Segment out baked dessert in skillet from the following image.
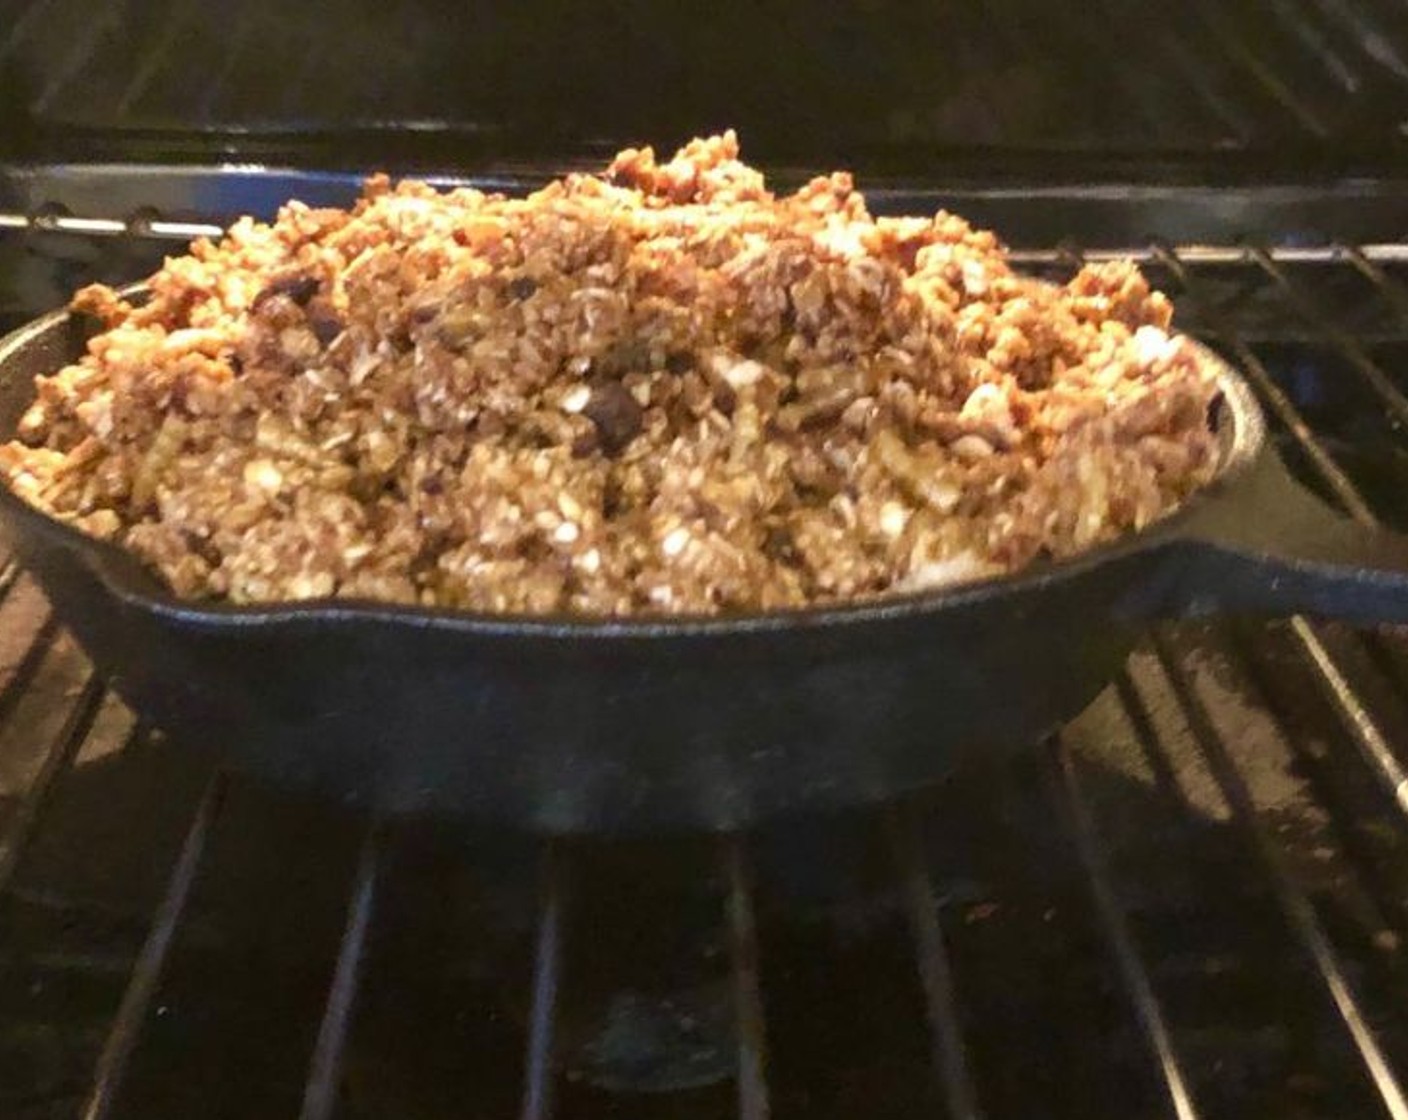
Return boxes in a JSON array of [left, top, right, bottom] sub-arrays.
[[0, 133, 1218, 615]]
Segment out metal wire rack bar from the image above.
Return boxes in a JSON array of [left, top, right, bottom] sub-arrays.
[[299, 821, 384, 1120], [1155, 242, 1408, 822], [0, 232, 1375, 270], [0, 555, 110, 902], [1247, 244, 1408, 428], [1150, 630, 1408, 1120], [1047, 228, 1408, 1110], [0, 674, 104, 895], [1290, 615, 1408, 816], [1220, 615, 1408, 942], [0, 613, 61, 732], [80, 770, 226, 1120], [1342, 243, 1408, 320], [0, 214, 225, 240], [520, 841, 568, 1120], [1094, 241, 1408, 834], [1046, 736, 1202, 1120], [1150, 242, 1372, 519], [0, 558, 19, 602], [724, 835, 771, 1120], [7, 202, 1408, 270], [885, 803, 986, 1120]]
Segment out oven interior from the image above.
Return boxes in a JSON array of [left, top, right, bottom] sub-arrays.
[[4, 2, 1408, 1118]]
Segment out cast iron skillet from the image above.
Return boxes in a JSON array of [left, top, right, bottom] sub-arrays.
[[3, 300, 1408, 832]]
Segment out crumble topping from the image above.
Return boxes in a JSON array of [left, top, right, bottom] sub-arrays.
[[0, 133, 1218, 615]]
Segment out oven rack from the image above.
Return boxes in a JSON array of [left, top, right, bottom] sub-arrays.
[[2, 238, 1408, 1119]]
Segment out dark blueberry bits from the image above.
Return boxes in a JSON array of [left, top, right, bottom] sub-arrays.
[[252, 273, 320, 310], [582, 382, 643, 455], [571, 428, 600, 458], [595, 337, 651, 379], [308, 310, 344, 348]]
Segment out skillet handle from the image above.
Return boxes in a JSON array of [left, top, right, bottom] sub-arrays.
[[1164, 448, 1408, 624]]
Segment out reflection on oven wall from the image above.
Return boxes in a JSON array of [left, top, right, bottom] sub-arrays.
[[2, 0, 1408, 163]]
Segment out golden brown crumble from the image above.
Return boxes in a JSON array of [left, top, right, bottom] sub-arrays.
[[0, 133, 1218, 615]]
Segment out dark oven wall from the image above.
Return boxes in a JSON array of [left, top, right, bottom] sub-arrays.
[[5, 0, 1408, 172], [3, 0, 1408, 325]]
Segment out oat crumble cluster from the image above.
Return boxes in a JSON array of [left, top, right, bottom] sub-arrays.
[[0, 133, 1219, 615]]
